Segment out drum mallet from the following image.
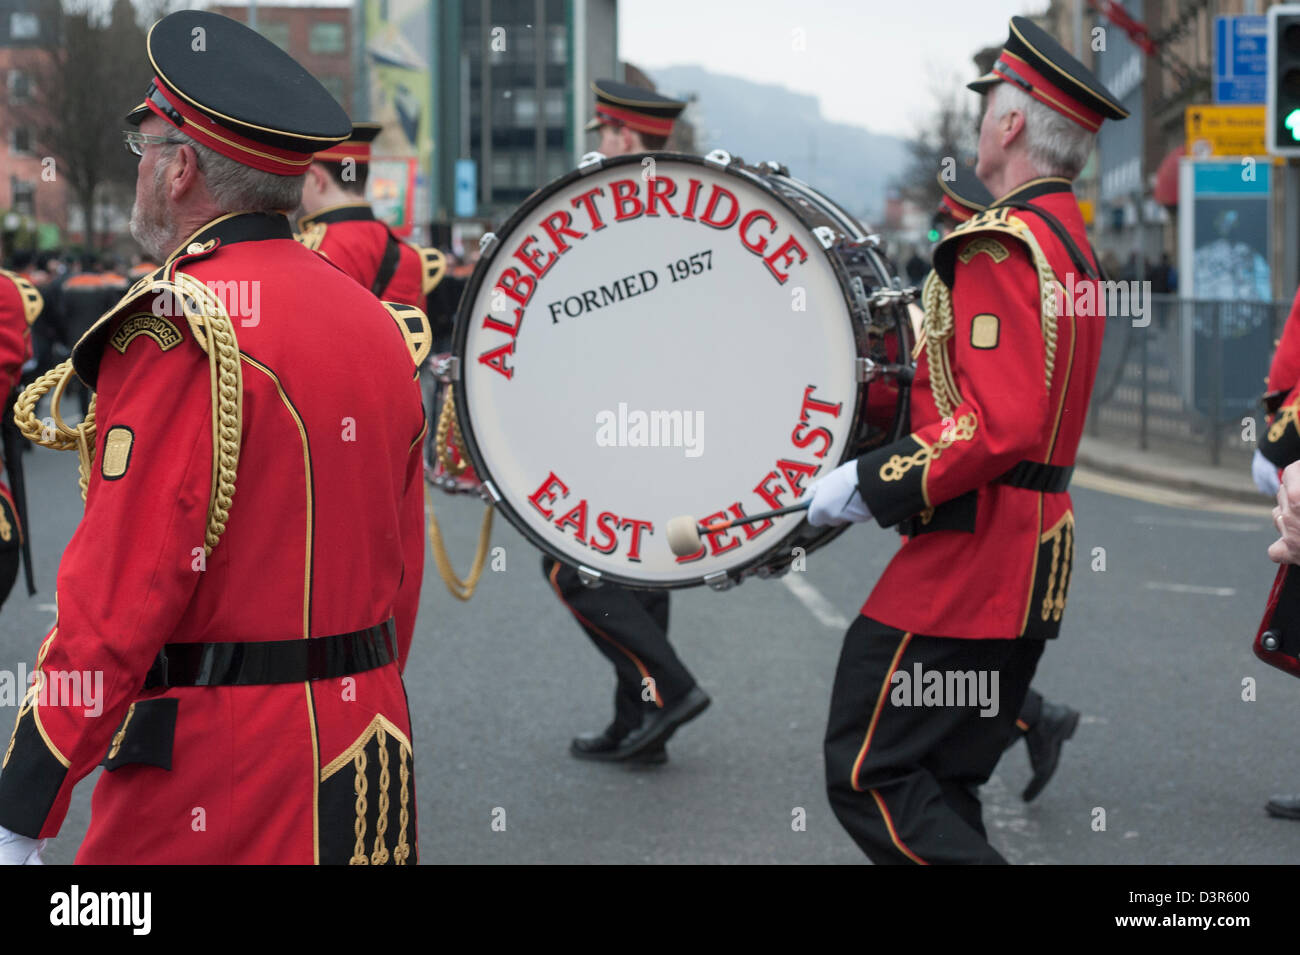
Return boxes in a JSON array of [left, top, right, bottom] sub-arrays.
[[666, 500, 811, 557]]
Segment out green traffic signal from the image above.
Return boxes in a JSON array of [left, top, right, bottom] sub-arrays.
[[1287, 107, 1300, 141], [926, 228, 941, 242]]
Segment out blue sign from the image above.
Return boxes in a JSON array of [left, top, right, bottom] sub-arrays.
[[1214, 15, 1267, 104], [454, 159, 477, 218]]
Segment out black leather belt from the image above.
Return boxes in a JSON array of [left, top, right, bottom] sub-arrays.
[[142, 619, 397, 689], [995, 461, 1074, 494]]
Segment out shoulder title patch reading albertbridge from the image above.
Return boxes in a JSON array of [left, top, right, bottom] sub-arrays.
[[109, 313, 183, 355]]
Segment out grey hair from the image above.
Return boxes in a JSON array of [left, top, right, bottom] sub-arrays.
[[162, 130, 305, 213], [990, 82, 1095, 179]]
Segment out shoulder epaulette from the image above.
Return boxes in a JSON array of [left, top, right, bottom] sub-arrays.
[[416, 246, 447, 296], [297, 222, 328, 252], [924, 207, 1062, 411], [932, 208, 1038, 288], [0, 268, 43, 325], [383, 301, 431, 375]]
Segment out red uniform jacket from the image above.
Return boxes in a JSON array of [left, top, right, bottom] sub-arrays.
[[855, 178, 1103, 639], [1258, 286, 1300, 468], [0, 270, 39, 557], [297, 202, 443, 310], [0, 213, 429, 863]]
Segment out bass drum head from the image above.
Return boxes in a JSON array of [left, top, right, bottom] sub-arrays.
[[454, 153, 864, 588]]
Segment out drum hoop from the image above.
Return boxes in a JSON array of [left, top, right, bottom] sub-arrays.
[[451, 151, 902, 589]]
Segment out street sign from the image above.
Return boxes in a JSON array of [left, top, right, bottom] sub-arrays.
[[1185, 104, 1266, 157], [1215, 15, 1267, 104]]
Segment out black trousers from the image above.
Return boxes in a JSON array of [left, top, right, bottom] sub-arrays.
[[824, 615, 1045, 865], [543, 556, 696, 735]]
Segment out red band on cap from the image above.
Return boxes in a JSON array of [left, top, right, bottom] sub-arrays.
[[315, 142, 372, 163], [146, 79, 315, 175], [594, 103, 674, 137], [940, 194, 976, 222], [993, 51, 1103, 133]]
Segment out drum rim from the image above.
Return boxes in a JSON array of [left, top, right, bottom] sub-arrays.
[[451, 151, 890, 590]]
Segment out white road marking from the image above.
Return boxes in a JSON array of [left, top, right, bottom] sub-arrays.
[[1143, 582, 1236, 597], [1133, 515, 1266, 533], [781, 574, 851, 630]]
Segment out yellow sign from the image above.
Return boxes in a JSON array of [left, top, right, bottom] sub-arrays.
[[1185, 105, 1266, 157], [1077, 199, 1094, 225]]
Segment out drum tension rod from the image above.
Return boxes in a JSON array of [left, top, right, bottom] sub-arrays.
[[866, 287, 918, 308], [857, 357, 915, 385]]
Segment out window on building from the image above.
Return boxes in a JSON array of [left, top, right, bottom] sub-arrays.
[[543, 88, 564, 125], [8, 70, 32, 104], [309, 22, 345, 54], [514, 89, 537, 127], [12, 180, 34, 216], [547, 25, 566, 64], [491, 154, 512, 189], [259, 22, 290, 51], [9, 12, 39, 41], [10, 127, 31, 155]]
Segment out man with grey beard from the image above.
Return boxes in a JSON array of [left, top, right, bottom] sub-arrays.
[[0, 10, 428, 865]]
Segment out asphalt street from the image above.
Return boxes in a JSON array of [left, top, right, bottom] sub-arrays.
[[3, 445, 1299, 865]]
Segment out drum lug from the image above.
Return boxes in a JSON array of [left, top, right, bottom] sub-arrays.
[[478, 480, 501, 505], [849, 275, 870, 316], [856, 357, 876, 384], [478, 232, 498, 255], [703, 570, 736, 592], [704, 149, 734, 169], [576, 565, 603, 588], [812, 226, 837, 250], [759, 160, 789, 176], [578, 151, 605, 174]]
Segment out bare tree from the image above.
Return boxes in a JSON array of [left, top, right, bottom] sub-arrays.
[[17, 0, 155, 252], [896, 83, 980, 212]]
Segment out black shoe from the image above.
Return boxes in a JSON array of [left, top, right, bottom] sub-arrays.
[[1022, 702, 1080, 802], [570, 728, 669, 764], [570, 726, 629, 762], [1265, 794, 1300, 819], [614, 686, 710, 760]]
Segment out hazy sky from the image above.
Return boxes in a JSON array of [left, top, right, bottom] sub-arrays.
[[621, 0, 1037, 138]]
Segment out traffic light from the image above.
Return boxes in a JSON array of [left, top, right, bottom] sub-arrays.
[[1268, 5, 1300, 156]]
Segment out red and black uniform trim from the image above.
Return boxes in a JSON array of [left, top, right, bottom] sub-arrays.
[[968, 15, 1129, 131]]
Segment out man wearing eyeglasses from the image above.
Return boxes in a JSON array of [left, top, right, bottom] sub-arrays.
[[0, 10, 429, 865]]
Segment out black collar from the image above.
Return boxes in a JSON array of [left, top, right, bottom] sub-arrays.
[[166, 212, 294, 264], [989, 177, 1074, 207], [299, 203, 376, 227]]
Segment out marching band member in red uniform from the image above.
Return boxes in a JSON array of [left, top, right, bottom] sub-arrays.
[[297, 122, 445, 310], [0, 268, 40, 611], [0, 11, 429, 865], [1253, 291, 1300, 496], [808, 17, 1127, 863], [934, 166, 1081, 803], [1255, 267, 1300, 820], [546, 80, 710, 765]]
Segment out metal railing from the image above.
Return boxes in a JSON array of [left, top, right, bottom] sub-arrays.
[[1088, 295, 1291, 467]]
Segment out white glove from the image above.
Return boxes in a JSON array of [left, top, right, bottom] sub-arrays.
[[0, 823, 46, 865], [1254, 449, 1281, 497], [807, 460, 873, 528]]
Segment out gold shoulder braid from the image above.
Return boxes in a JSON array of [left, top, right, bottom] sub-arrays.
[[11, 273, 242, 557], [417, 246, 447, 296], [296, 222, 327, 252], [1, 269, 44, 324], [926, 212, 1061, 425]]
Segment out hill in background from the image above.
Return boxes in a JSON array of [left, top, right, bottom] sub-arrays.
[[646, 64, 911, 226]]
